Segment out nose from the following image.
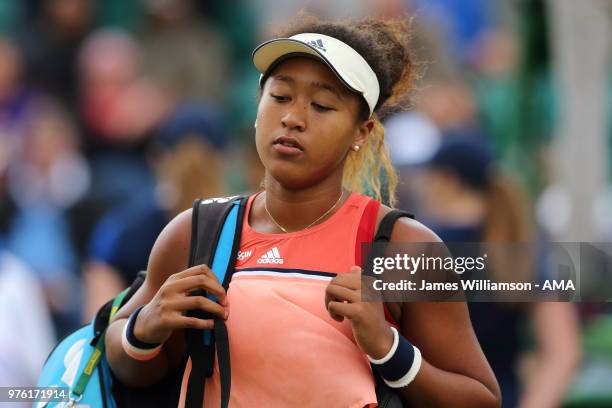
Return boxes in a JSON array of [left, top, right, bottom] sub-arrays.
[[281, 102, 306, 132]]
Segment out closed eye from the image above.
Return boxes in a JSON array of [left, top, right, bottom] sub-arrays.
[[312, 102, 334, 112], [270, 94, 290, 102]]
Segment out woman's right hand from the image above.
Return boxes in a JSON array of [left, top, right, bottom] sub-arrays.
[[133, 264, 228, 344]]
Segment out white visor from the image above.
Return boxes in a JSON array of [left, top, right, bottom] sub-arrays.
[[252, 33, 380, 116]]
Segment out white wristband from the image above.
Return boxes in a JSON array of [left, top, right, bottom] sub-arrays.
[[367, 326, 422, 388], [121, 308, 163, 361], [383, 346, 422, 388], [367, 326, 399, 364]]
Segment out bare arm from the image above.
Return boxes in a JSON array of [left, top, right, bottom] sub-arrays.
[[324, 211, 501, 407], [105, 209, 228, 387], [391, 218, 501, 408], [518, 302, 581, 408], [83, 262, 125, 323]]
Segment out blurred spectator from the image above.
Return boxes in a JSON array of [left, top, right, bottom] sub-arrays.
[[7, 98, 90, 209], [0, 243, 55, 395], [83, 103, 228, 320], [19, 0, 94, 110], [417, 77, 480, 134], [415, 135, 580, 408], [194, 0, 260, 138], [4, 98, 88, 336], [407, 0, 498, 68], [251, 0, 377, 38], [0, 36, 32, 157], [471, 1, 556, 196], [138, 0, 232, 104], [77, 28, 169, 206], [0, 36, 31, 233], [384, 110, 441, 212], [78, 28, 168, 148], [545, 0, 612, 241]]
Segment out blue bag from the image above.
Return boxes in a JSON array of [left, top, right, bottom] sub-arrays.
[[35, 196, 247, 408], [35, 287, 130, 408]]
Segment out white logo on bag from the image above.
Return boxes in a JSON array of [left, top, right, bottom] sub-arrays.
[[200, 196, 239, 205], [62, 339, 86, 387], [36, 340, 91, 408], [257, 247, 284, 264]]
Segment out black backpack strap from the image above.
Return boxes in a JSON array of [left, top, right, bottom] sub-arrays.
[[371, 209, 415, 408], [190, 197, 241, 267], [363, 209, 415, 279], [184, 196, 247, 408], [374, 210, 414, 243], [214, 319, 231, 408]]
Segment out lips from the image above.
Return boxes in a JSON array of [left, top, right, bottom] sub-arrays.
[[272, 135, 304, 156], [273, 135, 304, 150]]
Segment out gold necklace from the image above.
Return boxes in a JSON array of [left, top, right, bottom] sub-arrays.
[[263, 190, 345, 233]]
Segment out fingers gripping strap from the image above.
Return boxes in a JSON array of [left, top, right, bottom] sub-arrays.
[[186, 199, 237, 338]]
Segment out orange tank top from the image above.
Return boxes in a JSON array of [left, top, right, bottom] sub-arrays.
[[178, 192, 381, 408]]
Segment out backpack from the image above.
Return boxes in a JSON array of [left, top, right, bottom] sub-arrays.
[[37, 195, 412, 408], [35, 283, 135, 408], [36, 196, 246, 408]]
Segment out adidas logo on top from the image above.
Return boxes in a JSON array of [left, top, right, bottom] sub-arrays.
[[257, 247, 284, 264]]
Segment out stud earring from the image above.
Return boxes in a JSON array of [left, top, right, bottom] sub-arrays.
[[254, 120, 258, 129], [353, 145, 360, 152]]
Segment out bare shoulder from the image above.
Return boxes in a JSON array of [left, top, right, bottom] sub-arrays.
[[376, 204, 442, 243], [376, 206, 466, 335], [146, 208, 193, 289], [375, 210, 500, 399], [110, 208, 192, 321]]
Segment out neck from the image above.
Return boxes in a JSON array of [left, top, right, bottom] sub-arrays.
[[253, 171, 347, 233]]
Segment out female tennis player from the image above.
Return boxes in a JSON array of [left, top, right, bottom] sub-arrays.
[[106, 15, 501, 408]]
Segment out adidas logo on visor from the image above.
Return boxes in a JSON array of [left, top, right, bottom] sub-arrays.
[[306, 39, 326, 52], [257, 247, 284, 264]]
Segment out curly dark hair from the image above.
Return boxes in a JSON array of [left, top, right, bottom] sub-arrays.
[[274, 13, 415, 121]]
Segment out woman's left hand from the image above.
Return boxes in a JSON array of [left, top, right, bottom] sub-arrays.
[[325, 265, 394, 359]]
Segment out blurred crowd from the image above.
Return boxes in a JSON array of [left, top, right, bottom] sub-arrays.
[[0, 0, 610, 407]]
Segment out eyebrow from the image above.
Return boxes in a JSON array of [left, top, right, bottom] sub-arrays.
[[273, 74, 345, 100]]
